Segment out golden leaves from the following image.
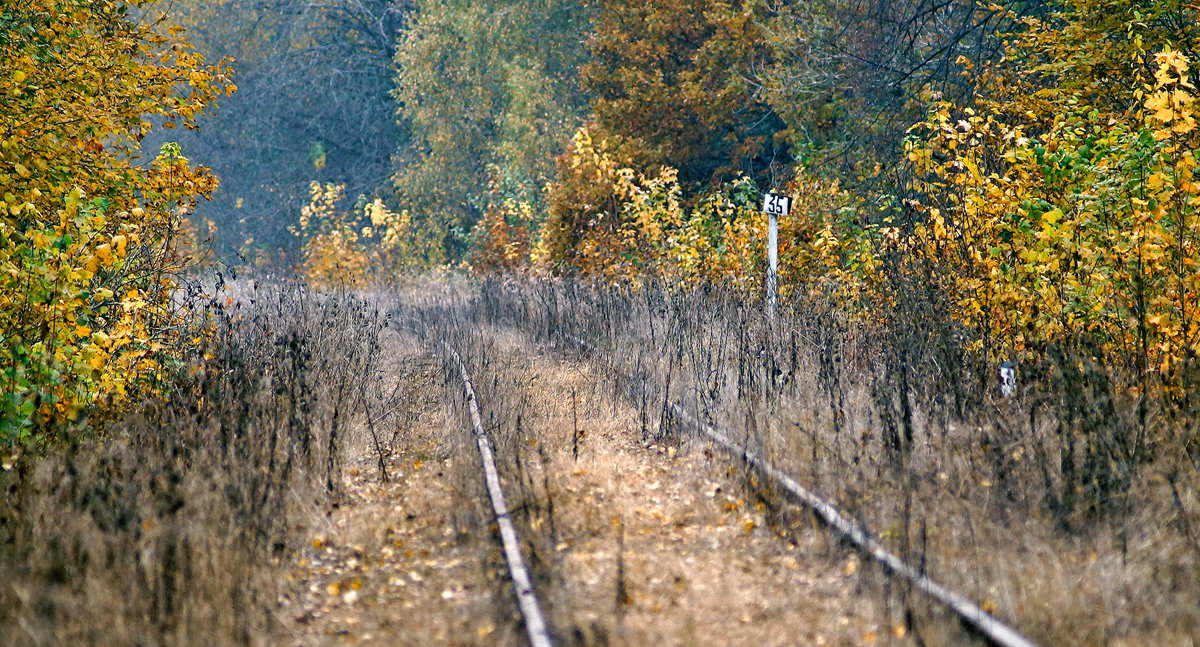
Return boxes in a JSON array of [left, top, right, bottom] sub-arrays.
[[883, 45, 1200, 382], [291, 182, 442, 288], [1, 0, 231, 441], [1147, 53, 1199, 139]]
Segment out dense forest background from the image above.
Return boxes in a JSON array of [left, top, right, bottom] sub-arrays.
[[165, 0, 1016, 264], [4, 4, 1200, 645], [5, 0, 1200, 440], [154, 0, 1200, 387]]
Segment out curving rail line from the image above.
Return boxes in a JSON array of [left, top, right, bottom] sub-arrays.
[[559, 332, 1039, 647], [446, 343, 554, 647]]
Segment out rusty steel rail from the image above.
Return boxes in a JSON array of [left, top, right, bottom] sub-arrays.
[[559, 332, 1039, 647], [446, 343, 553, 647]]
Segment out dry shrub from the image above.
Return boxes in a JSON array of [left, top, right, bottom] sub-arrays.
[[0, 280, 388, 646]]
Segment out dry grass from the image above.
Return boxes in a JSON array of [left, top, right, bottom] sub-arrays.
[[435, 322, 921, 646], [466, 276, 1200, 647], [277, 326, 518, 646], [0, 280, 391, 646], [6, 274, 1195, 646]]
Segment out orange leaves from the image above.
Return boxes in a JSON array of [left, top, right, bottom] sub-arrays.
[[582, 0, 778, 187], [539, 125, 850, 292], [465, 198, 535, 275]]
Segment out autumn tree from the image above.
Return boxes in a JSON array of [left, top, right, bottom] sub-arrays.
[[974, 0, 1199, 129], [581, 0, 785, 189], [810, 0, 1200, 406], [756, 0, 1012, 180], [0, 1, 232, 443], [534, 0, 784, 276], [392, 0, 589, 259]]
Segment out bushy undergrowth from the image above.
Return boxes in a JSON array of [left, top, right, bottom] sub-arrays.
[[0, 281, 388, 646], [469, 275, 1200, 646]]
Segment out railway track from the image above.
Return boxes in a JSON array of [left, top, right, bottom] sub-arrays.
[[444, 342, 554, 647], [554, 331, 1040, 647], [432, 299, 1037, 647]]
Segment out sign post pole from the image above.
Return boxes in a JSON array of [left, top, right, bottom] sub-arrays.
[[761, 191, 790, 320], [767, 210, 778, 318]]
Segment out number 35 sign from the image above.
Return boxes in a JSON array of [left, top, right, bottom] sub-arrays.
[[762, 192, 791, 216], [762, 191, 789, 317]]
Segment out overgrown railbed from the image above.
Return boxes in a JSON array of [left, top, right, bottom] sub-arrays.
[[0, 281, 388, 646], [402, 285, 910, 645], [470, 276, 1200, 647]]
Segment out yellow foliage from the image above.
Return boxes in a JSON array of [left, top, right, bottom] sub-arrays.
[[540, 127, 848, 293], [0, 1, 232, 443], [292, 182, 443, 288], [895, 48, 1200, 385]]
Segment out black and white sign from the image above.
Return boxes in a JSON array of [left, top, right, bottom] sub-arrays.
[[762, 192, 791, 216]]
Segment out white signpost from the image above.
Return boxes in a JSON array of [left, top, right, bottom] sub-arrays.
[[762, 192, 791, 318]]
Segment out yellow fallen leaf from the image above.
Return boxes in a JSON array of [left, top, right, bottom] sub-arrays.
[[75, 325, 91, 338], [327, 582, 340, 597], [843, 559, 858, 576]]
